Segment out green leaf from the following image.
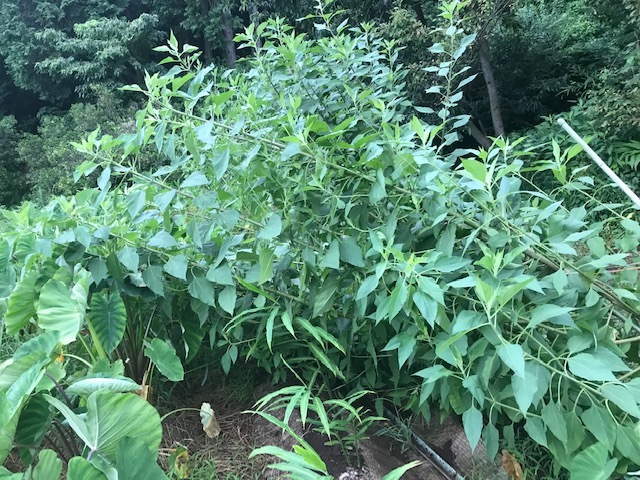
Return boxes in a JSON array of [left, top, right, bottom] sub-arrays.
[[388, 280, 408, 321], [46, 390, 162, 462], [126, 189, 146, 219], [15, 394, 52, 465], [524, 417, 547, 447], [164, 254, 188, 281], [380, 460, 422, 480], [115, 437, 167, 480], [67, 457, 107, 480], [312, 276, 339, 318], [89, 291, 127, 354], [581, 405, 616, 452], [117, 247, 139, 272], [497, 343, 525, 378], [383, 333, 416, 368], [206, 264, 234, 286], [66, 377, 140, 396], [511, 362, 550, 414], [144, 339, 184, 381], [211, 149, 230, 179], [259, 247, 275, 285], [339, 236, 365, 267], [147, 230, 179, 249], [356, 275, 379, 301], [4, 269, 38, 335], [600, 384, 640, 418], [412, 291, 437, 328], [32, 449, 61, 480], [569, 443, 617, 480], [258, 214, 282, 240], [462, 405, 482, 452], [615, 424, 640, 464], [461, 158, 487, 183], [319, 240, 339, 270], [218, 286, 236, 315], [541, 402, 567, 443], [529, 304, 574, 329], [36, 279, 83, 345], [188, 275, 216, 306], [568, 353, 616, 382], [142, 265, 165, 297], [180, 171, 209, 188]]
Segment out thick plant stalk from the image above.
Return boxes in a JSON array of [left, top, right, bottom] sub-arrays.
[[558, 118, 640, 209]]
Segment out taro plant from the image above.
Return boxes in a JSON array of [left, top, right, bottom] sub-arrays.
[[0, 0, 639, 478]]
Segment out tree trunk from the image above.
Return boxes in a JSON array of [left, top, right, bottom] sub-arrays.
[[468, 120, 492, 149], [477, 35, 505, 137], [201, 0, 212, 64], [222, 8, 236, 67]]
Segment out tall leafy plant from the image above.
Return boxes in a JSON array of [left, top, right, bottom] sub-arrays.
[[0, 1, 639, 478]]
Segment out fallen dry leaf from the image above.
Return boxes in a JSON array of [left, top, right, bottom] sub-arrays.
[[200, 402, 221, 438], [502, 450, 524, 480]]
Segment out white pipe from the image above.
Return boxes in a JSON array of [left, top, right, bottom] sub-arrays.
[[557, 118, 640, 210]]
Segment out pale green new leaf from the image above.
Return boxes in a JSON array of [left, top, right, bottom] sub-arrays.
[[65, 377, 140, 396]]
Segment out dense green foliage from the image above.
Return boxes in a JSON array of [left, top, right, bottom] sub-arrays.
[[0, 1, 639, 479], [0, 3, 639, 478]]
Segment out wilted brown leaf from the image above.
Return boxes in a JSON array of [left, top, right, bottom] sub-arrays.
[[502, 450, 523, 480], [136, 384, 150, 401], [200, 402, 221, 438]]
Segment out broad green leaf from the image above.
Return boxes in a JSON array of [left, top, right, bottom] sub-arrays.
[[180, 171, 209, 188], [339, 236, 365, 267], [600, 384, 640, 418], [569, 443, 617, 480], [356, 275, 379, 301], [524, 417, 547, 447], [259, 247, 275, 285], [147, 230, 179, 249], [115, 437, 167, 480], [164, 254, 188, 281], [46, 390, 162, 462], [142, 265, 165, 297], [117, 247, 139, 272], [529, 304, 574, 329], [312, 276, 339, 318], [388, 280, 408, 321], [206, 264, 234, 286], [541, 402, 567, 443], [512, 361, 550, 414], [144, 339, 184, 381], [218, 286, 236, 314], [126, 189, 146, 219], [188, 275, 215, 306], [67, 457, 107, 480], [0, 413, 18, 466], [462, 405, 482, 452], [89, 291, 126, 354], [482, 423, 499, 461], [258, 214, 282, 240], [382, 333, 416, 369], [36, 279, 83, 344], [13, 331, 59, 360], [66, 377, 140, 396], [15, 394, 52, 465], [497, 343, 525, 378], [412, 291, 438, 328], [581, 405, 616, 452], [461, 158, 487, 183], [568, 353, 616, 382], [615, 424, 640, 464], [32, 449, 61, 480], [319, 240, 339, 270], [4, 269, 38, 335]]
